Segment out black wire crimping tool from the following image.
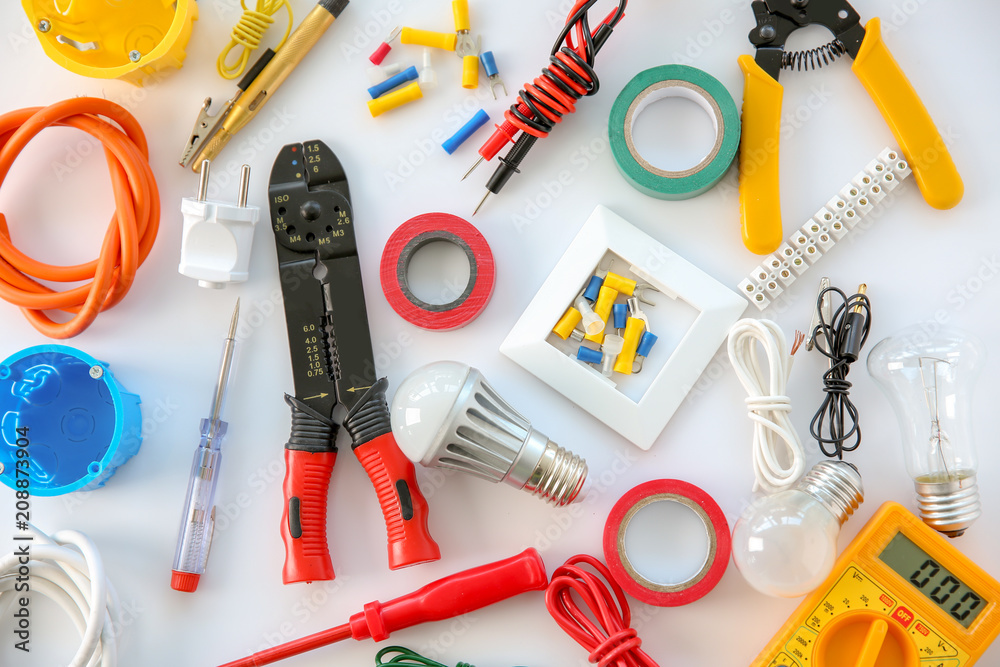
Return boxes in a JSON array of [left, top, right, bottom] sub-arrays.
[[269, 140, 440, 584]]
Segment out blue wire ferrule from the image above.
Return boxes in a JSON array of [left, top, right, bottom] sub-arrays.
[[583, 275, 604, 302], [368, 65, 419, 99], [613, 303, 628, 330], [442, 109, 490, 155]]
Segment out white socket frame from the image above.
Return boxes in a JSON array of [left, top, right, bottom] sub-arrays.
[[500, 205, 746, 450]]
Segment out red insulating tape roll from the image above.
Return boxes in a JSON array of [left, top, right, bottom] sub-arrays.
[[603, 479, 730, 607], [380, 213, 495, 331]]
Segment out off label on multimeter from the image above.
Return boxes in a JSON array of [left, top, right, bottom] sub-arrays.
[[753, 502, 1000, 667]]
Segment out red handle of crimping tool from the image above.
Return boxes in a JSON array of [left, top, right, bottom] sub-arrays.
[[354, 432, 441, 569], [281, 449, 337, 584]]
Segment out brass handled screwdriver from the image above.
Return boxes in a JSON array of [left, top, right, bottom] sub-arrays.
[[180, 0, 349, 170]]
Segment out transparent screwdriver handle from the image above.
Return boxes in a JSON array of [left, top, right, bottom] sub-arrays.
[[171, 418, 227, 592]]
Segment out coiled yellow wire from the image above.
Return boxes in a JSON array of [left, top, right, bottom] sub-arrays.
[[217, 0, 293, 79]]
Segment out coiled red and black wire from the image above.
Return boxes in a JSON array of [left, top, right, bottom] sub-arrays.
[[507, 0, 626, 138], [470, 1, 627, 213]]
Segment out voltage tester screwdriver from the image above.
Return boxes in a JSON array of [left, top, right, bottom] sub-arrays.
[[217, 548, 549, 667], [171, 301, 241, 593]]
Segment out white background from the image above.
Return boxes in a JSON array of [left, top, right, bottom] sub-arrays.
[[2, 0, 999, 665]]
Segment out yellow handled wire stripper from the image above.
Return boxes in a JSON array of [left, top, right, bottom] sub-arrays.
[[738, 0, 963, 255]]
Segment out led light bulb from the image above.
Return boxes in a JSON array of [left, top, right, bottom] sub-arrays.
[[390, 361, 587, 506], [732, 461, 863, 598], [867, 325, 984, 537]]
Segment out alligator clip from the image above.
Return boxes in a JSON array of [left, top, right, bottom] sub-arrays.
[[269, 140, 440, 584], [180, 49, 276, 169], [738, 0, 963, 255]]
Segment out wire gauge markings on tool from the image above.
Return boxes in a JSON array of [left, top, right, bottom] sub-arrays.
[[0, 98, 159, 338], [727, 318, 807, 493]]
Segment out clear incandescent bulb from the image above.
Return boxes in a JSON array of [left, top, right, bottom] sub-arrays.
[[867, 325, 984, 537], [390, 361, 588, 506], [733, 461, 863, 598]]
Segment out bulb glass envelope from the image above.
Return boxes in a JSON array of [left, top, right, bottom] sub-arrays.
[[867, 325, 984, 484], [500, 205, 747, 450]]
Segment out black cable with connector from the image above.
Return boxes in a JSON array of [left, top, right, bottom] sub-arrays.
[[809, 284, 871, 459]]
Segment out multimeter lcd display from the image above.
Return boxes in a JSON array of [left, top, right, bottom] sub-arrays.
[[879, 532, 987, 628]]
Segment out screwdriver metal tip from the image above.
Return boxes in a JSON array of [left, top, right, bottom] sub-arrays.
[[473, 190, 491, 216], [462, 156, 484, 181]]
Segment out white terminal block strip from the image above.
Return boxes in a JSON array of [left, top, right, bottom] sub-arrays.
[[739, 147, 913, 309], [179, 160, 260, 289]]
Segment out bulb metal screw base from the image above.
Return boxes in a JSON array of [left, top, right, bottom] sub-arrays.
[[914, 474, 980, 538], [522, 441, 587, 507], [795, 461, 864, 525]]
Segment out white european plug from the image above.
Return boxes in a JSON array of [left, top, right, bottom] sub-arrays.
[[178, 160, 259, 289]]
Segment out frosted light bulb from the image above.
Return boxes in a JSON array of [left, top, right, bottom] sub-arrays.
[[867, 324, 984, 537], [390, 361, 588, 506], [733, 461, 863, 598]]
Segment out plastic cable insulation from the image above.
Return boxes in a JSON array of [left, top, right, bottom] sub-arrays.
[[217, 0, 293, 79], [0, 98, 159, 338], [0, 525, 121, 667], [727, 318, 807, 493], [546, 555, 658, 667]]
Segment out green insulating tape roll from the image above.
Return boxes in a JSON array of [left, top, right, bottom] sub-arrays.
[[609, 64, 740, 200]]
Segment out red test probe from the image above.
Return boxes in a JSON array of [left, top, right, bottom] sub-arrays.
[[217, 549, 549, 667], [466, 0, 627, 214]]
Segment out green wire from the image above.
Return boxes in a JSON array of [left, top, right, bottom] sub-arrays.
[[375, 646, 471, 667], [375, 645, 529, 667]]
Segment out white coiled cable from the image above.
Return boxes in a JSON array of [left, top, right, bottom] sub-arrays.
[[727, 318, 807, 494], [0, 526, 120, 667]]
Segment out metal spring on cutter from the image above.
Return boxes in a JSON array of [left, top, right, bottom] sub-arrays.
[[781, 39, 846, 71]]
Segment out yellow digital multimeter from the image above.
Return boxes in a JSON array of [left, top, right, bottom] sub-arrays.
[[752, 502, 1000, 667]]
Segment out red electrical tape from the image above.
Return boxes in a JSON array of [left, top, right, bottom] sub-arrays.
[[380, 213, 495, 331], [603, 479, 730, 607]]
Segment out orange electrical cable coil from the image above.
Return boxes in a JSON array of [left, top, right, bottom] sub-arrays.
[[0, 98, 159, 338]]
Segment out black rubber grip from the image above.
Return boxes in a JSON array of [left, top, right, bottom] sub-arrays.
[[395, 480, 413, 520], [287, 497, 302, 538], [344, 378, 392, 448], [320, 0, 349, 18], [239, 48, 276, 90], [284, 394, 338, 453]]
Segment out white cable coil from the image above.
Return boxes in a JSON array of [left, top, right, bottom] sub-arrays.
[[727, 318, 807, 494], [0, 526, 120, 667]]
